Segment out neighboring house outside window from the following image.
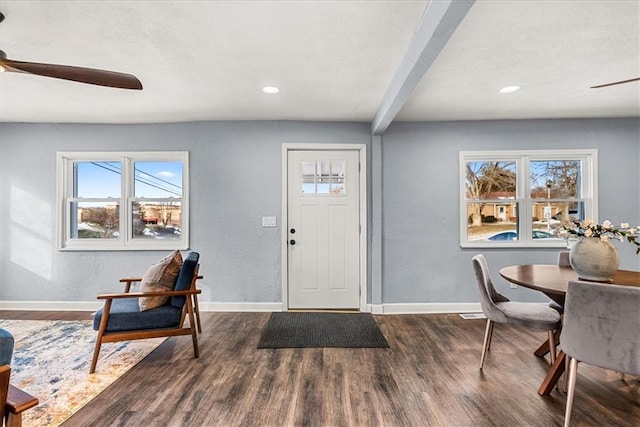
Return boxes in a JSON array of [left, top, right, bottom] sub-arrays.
[[459, 149, 597, 248], [57, 151, 189, 250]]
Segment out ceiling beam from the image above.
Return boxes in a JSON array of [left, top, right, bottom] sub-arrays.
[[371, 0, 476, 135]]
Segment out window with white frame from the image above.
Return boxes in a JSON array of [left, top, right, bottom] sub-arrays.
[[57, 151, 189, 250], [460, 149, 597, 247]]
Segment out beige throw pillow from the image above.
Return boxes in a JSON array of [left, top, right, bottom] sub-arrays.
[[138, 250, 183, 311]]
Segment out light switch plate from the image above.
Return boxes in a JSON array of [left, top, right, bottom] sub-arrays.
[[262, 216, 277, 227]]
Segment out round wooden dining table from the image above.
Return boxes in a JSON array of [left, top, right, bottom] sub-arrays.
[[498, 264, 640, 396], [499, 264, 640, 304]]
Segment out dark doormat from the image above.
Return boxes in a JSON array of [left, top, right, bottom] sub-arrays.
[[257, 312, 389, 349]]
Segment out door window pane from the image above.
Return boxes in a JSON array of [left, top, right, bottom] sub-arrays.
[[316, 160, 331, 194], [331, 160, 346, 195], [301, 159, 347, 196], [302, 161, 315, 194]]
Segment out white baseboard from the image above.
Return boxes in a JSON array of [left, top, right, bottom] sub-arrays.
[[0, 300, 284, 312], [0, 300, 481, 314], [0, 301, 103, 311], [373, 302, 482, 315], [199, 302, 283, 312]]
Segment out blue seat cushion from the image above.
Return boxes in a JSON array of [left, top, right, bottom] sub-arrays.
[[93, 298, 183, 332], [0, 328, 14, 365]]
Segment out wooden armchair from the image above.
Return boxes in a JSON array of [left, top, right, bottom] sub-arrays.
[[0, 330, 39, 427], [1, 366, 39, 427], [0, 365, 8, 424], [90, 251, 203, 374], [5, 385, 39, 427]]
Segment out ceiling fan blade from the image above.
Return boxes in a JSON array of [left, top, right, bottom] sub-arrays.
[[590, 77, 640, 89], [0, 57, 143, 90]]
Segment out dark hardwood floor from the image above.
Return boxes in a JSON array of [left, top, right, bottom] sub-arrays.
[[1, 311, 637, 426]]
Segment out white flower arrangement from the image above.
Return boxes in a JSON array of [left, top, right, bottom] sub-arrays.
[[561, 219, 640, 254]]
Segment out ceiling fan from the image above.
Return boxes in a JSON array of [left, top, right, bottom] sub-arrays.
[[590, 77, 640, 89], [0, 12, 142, 90]]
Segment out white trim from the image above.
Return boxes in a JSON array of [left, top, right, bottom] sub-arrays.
[[0, 301, 488, 314], [0, 301, 280, 312], [281, 143, 368, 312], [0, 301, 103, 312], [281, 147, 289, 311], [376, 303, 482, 315], [370, 304, 383, 315], [199, 302, 283, 312]]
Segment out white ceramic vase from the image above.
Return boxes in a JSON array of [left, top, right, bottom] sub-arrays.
[[569, 237, 620, 282]]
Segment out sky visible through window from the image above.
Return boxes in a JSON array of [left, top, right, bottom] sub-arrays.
[[76, 161, 183, 198], [530, 160, 568, 184]]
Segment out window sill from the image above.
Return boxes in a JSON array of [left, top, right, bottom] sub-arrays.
[[461, 241, 568, 249], [58, 243, 190, 251]]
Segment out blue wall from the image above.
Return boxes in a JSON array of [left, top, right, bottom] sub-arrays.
[[0, 121, 370, 304], [1, 118, 638, 307], [382, 118, 640, 303]]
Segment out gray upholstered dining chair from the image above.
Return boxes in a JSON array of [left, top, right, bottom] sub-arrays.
[[472, 254, 562, 370], [560, 280, 640, 427]]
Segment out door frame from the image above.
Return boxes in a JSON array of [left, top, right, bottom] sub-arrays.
[[281, 143, 368, 312]]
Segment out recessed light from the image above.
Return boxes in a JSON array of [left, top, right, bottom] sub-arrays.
[[262, 86, 280, 95], [499, 85, 521, 94]]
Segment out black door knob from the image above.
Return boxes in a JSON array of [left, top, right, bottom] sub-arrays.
[[290, 239, 296, 245]]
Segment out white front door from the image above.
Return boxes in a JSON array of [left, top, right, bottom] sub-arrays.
[[287, 150, 360, 309]]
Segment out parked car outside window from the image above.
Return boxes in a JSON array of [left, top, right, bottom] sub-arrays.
[[486, 230, 554, 241]]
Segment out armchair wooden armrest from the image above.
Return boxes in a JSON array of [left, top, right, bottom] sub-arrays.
[[5, 384, 39, 427], [119, 277, 142, 293], [97, 289, 201, 300], [118, 275, 203, 292], [119, 275, 202, 282]]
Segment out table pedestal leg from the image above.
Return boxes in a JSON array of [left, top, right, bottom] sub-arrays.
[[538, 350, 566, 395], [534, 329, 561, 357]]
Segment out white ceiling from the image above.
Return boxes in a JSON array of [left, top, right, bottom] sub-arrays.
[[0, 0, 638, 125]]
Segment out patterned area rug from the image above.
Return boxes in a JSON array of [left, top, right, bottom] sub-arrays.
[[0, 319, 166, 426]]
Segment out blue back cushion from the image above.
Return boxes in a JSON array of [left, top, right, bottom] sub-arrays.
[[171, 251, 199, 308]]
